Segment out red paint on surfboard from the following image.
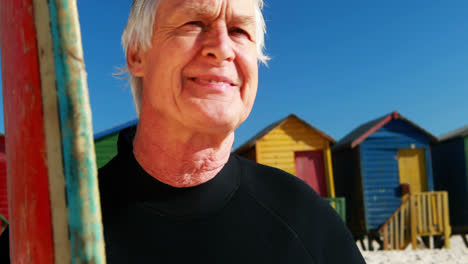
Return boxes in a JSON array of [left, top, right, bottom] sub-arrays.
[[0, 135, 8, 220], [0, 0, 55, 262]]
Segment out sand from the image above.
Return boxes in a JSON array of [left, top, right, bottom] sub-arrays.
[[358, 235, 468, 264]]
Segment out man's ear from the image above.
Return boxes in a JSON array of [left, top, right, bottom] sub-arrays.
[[127, 45, 145, 77]]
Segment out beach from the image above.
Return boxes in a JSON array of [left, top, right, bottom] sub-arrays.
[[358, 235, 468, 264]]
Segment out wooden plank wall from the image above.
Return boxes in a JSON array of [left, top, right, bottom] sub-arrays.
[[255, 117, 335, 196], [242, 146, 257, 162], [95, 133, 120, 169], [432, 138, 468, 232], [257, 118, 326, 174], [332, 147, 366, 234], [360, 119, 433, 231]]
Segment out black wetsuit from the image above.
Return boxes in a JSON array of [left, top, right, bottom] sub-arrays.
[[99, 128, 365, 263]]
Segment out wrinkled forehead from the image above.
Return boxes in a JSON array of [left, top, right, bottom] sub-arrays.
[[158, 0, 256, 22]]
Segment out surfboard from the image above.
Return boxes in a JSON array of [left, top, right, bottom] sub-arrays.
[[0, 0, 106, 263]]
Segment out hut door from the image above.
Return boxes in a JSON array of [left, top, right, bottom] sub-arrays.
[[397, 149, 428, 193], [294, 151, 327, 196]]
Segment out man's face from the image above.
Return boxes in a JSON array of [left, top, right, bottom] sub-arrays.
[[138, 0, 258, 135]]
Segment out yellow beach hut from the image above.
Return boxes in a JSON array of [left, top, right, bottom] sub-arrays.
[[234, 114, 336, 198]]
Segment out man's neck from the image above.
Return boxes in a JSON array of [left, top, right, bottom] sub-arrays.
[[132, 111, 234, 188]]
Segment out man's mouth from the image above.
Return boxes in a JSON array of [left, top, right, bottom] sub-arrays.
[[189, 76, 238, 87]]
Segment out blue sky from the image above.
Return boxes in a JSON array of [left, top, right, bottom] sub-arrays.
[[1, 0, 467, 149]]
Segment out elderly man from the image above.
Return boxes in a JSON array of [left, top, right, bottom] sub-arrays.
[[99, 0, 365, 263]]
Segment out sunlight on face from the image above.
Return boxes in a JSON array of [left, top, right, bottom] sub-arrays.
[[140, 0, 259, 135]]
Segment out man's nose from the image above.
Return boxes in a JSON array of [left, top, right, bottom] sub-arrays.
[[201, 22, 235, 63]]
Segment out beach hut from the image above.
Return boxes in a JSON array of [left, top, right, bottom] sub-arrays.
[[432, 125, 468, 242], [332, 111, 450, 249], [234, 114, 338, 199], [94, 119, 138, 168], [0, 135, 7, 221]]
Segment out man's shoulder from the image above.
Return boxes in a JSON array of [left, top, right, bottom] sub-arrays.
[[233, 154, 365, 263], [233, 154, 338, 230], [98, 154, 122, 184], [97, 154, 128, 204], [98, 153, 122, 173]]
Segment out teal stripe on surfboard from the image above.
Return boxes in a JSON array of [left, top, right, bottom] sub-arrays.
[[47, 1, 106, 263]]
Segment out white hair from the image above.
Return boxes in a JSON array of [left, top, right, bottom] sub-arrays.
[[121, 0, 269, 115]]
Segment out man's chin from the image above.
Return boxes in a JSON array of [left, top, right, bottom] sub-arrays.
[[188, 113, 241, 135]]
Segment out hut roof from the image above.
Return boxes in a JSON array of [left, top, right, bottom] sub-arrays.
[[439, 124, 468, 142], [94, 119, 138, 140], [332, 111, 437, 151], [234, 114, 335, 154]]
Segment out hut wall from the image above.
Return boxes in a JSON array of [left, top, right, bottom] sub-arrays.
[[432, 138, 468, 231], [332, 147, 365, 235], [95, 133, 119, 169], [237, 146, 256, 162], [256, 117, 328, 176], [360, 119, 433, 231]]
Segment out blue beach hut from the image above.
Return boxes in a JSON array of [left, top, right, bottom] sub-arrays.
[[332, 111, 439, 248]]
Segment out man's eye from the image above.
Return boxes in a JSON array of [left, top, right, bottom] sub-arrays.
[[230, 28, 248, 36], [229, 28, 250, 39], [185, 21, 205, 28]]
